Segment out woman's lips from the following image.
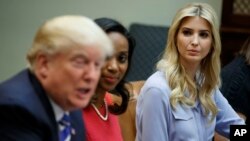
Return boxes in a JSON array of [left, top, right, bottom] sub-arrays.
[[188, 50, 199, 55], [104, 76, 117, 84]]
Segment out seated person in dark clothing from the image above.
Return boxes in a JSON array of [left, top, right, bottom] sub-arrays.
[[221, 36, 250, 124]]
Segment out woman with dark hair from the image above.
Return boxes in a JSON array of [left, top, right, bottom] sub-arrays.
[[82, 17, 135, 141]]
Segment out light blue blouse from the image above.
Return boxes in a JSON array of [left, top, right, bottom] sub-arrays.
[[136, 71, 245, 141]]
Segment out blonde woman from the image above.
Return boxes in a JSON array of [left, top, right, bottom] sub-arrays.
[[136, 3, 245, 141]]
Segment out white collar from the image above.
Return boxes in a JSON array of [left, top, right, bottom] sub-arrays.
[[48, 97, 69, 122]]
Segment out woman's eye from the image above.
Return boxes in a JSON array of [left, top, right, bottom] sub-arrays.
[[182, 30, 192, 36], [199, 32, 209, 38], [118, 54, 128, 63]]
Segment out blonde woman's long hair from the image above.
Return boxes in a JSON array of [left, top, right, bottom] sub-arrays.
[[157, 3, 221, 121]]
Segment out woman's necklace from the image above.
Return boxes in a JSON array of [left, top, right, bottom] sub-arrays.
[[91, 99, 108, 121]]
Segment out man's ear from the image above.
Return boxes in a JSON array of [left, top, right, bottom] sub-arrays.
[[35, 53, 50, 79]]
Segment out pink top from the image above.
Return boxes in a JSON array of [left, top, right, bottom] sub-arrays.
[[82, 92, 123, 141]]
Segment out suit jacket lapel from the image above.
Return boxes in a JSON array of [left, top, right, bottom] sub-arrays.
[[28, 70, 59, 141], [70, 110, 86, 141]]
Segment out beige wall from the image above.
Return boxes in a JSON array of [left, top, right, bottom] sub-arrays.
[[0, 0, 222, 81]]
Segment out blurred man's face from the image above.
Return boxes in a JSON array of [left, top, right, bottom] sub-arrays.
[[39, 44, 105, 111]]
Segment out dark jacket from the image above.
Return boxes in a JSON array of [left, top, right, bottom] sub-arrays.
[[221, 55, 250, 124], [0, 69, 86, 141]]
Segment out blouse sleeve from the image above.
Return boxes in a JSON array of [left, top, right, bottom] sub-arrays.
[[214, 88, 245, 138], [136, 87, 169, 141]]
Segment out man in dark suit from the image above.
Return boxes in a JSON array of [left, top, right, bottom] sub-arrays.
[[0, 15, 113, 141]]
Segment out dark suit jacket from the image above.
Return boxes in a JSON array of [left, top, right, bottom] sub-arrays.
[[0, 69, 86, 141], [221, 55, 250, 124]]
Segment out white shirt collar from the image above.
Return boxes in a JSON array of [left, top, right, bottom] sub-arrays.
[[48, 97, 69, 122]]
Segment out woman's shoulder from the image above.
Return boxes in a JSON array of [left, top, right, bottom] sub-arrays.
[[125, 80, 145, 99], [106, 92, 121, 105], [143, 71, 170, 91], [136, 71, 172, 102]]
